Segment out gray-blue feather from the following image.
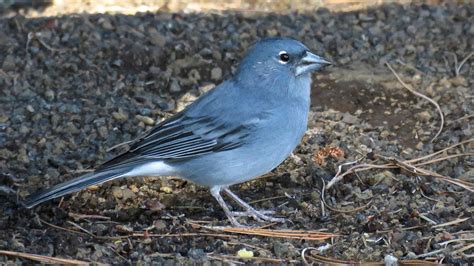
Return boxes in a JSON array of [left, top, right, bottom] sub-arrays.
[[24, 37, 331, 208]]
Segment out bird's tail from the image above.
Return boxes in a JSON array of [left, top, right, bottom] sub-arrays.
[[24, 167, 131, 208]]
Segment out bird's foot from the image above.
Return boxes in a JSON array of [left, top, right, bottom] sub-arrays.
[[231, 210, 275, 216], [210, 186, 287, 227], [231, 210, 286, 223], [223, 188, 286, 224]]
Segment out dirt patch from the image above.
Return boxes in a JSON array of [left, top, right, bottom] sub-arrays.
[[313, 64, 430, 148]]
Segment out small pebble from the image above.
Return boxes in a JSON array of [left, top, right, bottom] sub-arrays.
[[136, 115, 155, 126], [210, 67, 222, 81]]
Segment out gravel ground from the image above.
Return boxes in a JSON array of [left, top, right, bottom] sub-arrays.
[[0, 2, 473, 264]]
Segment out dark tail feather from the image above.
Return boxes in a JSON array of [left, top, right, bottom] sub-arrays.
[[24, 167, 131, 208]]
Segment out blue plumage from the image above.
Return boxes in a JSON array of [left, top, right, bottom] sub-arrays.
[[24, 37, 331, 227]]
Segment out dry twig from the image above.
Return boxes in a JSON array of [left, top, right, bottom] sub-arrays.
[[431, 217, 470, 229], [405, 138, 473, 164], [68, 212, 111, 221], [196, 223, 337, 241], [302, 250, 444, 265], [455, 52, 473, 76], [0, 250, 93, 265], [321, 178, 373, 213], [326, 139, 473, 191], [26, 32, 65, 53], [208, 254, 298, 264], [40, 218, 237, 241], [385, 61, 444, 142]]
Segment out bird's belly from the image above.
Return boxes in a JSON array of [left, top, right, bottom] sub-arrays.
[[172, 113, 308, 187]]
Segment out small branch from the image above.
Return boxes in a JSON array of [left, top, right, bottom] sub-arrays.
[[414, 247, 447, 259], [326, 163, 395, 189], [385, 61, 444, 142], [451, 243, 474, 255], [405, 138, 473, 164], [40, 218, 88, 236], [438, 238, 474, 247], [195, 223, 337, 241], [208, 254, 299, 264], [0, 250, 93, 265], [413, 153, 473, 167], [455, 52, 473, 76], [321, 178, 372, 213], [418, 214, 438, 225], [326, 139, 473, 191], [431, 217, 469, 229], [68, 212, 111, 221], [26, 32, 64, 53]]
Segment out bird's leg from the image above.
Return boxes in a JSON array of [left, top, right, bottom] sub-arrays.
[[209, 187, 245, 227], [223, 188, 286, 223], [231, 210, 276, 216]]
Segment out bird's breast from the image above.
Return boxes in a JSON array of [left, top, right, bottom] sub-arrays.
[[253, 103, 308, 157]]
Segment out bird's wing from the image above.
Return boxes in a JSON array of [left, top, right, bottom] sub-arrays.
[[132, 111, 251, 158], [98, 111, 255, 169]]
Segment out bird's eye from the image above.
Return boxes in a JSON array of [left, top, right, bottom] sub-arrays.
[[279, 51, 290, 64]]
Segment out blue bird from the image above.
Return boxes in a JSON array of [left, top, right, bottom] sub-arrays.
[[24, 37, 331, 227]]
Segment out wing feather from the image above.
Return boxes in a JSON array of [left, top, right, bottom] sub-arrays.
[[98, 112, 253, 169]]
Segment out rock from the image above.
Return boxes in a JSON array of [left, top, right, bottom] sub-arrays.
[[188, 69, 201, 83], [342, 112, 359, 124], [26, 105, 35, 113], [111, 186, 123, 199], [169, 79, 181, 93], [0, 115, 8, 123], [160, 186, 173, 194], [177, 92, 197, 111], [415, 142, 423, 150], [237, 248, 254, 258], [145, 199, 165, 212], [450, 76, 467, 87], [153, 219, 167, 230], [112, 108, 128, 121], [198, 83, 215, 94], [142, 238, 152, 244], [98, 17, 114, 30], [384, 255, 398, 266], [136, 115, 155, 126], [157, 99, 175, 111], [44, 89, 55, 101], [187, 248, 206, 261], [212, 50, 222, 61], [460, 169, 474, 181], [148, 66, 160, 74], [46, 167, 60, 180], [274, 242, 299, 258], [111, 187, 135, 201], [415, 111, 431, 122], [148, 28, 167, 47], [121, 188, 135, 201], [469, 23, 474, 34], [380, 130, 390, 138], [368, 170, 394, 186], [210, 67, 222, 81], [1, 55, 16, 71], [98, 126, 108, 138]]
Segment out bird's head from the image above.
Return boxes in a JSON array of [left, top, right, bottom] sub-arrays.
[[235, 37, 331, 83]]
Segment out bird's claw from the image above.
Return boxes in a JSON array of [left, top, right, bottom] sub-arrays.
[[230, 210, 285, 223], [211, 187, 287, 227], [231, 210, 275, 216]]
